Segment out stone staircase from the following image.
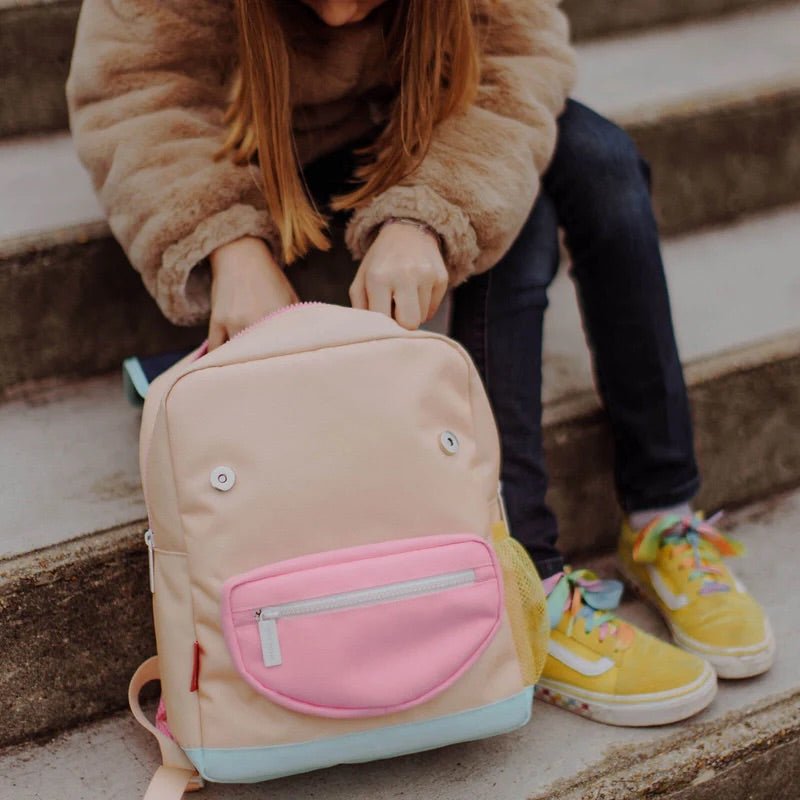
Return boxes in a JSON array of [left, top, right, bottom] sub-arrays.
[[1, 1, 799, 798]]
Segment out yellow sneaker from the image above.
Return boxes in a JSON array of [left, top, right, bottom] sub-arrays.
[[536, 568, 716, 726], [618, 514, 775, 679]]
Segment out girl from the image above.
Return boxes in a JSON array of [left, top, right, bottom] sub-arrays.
[[67, 0, 773, 728]]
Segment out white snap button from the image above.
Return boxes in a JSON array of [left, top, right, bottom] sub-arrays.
[[210, 466, 236, 491], [439, 431, 460, 455]]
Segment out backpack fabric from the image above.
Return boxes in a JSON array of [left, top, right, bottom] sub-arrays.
[[132, 303, 549, 797]]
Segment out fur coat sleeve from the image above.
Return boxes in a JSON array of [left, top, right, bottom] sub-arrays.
[[346, 0, 576, 285], [66, 0, 280, 326]]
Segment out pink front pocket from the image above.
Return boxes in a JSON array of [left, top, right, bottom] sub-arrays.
[[220, 534, 503, 718]]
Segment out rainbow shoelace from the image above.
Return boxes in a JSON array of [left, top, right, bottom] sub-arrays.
[[542, 568, 634, 649], [632, 513, 744, 596]]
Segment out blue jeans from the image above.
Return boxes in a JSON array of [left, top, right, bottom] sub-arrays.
[[450, 100, 700, 578]]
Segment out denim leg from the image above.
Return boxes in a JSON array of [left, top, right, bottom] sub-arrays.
[[543, 100, 700, 511], [451, 194, 563, 578]]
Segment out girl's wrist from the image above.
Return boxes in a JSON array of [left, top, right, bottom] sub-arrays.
[[210, 236, 277, 279], [379, 217, 444, 253]]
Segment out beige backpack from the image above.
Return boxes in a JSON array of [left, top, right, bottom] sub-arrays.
[[130, 303, 548, 798]]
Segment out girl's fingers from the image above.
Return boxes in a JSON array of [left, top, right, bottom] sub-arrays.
[[207, 320, 227, 352], [428, 280, 448, 322], [349, 271, 368, 310], [417, 284, 433, 326], [366, 280, 393, 319], [393, 285, 423, 330]]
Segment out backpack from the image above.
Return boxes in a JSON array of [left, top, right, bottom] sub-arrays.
[[130, 303, 549, 798]]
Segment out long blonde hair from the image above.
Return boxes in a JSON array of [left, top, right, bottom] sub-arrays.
[[218, 0, 480, 263]]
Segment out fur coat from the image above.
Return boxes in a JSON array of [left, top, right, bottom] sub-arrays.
[[67, 0, 575, 325]]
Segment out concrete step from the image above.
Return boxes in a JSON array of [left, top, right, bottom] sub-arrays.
[[0, 374, 144, 560], [2, 489, 798, 800], [2, 206, 799, 747], [563, 0, 793, 41], [0, 0, 79, 138], [3, 205, 798, 561], [572, 3, 800, 236], [1, 0, 788, 139], [3, 3, 800, 392]]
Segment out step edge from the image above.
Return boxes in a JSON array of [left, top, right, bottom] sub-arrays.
[[535, 686, 800, 800], [607, 75, 800, 129], [543, 328, 800, 427], [566, 0, 797, 42], [0, 219, 109, 260], [0, 520, 143, 587], [0, 0, 76, 9]]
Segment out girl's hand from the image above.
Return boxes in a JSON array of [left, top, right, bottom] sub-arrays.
[[208, 236, 298, 350], [349, 222, 448, 330]]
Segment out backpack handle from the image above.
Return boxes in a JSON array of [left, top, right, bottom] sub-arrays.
[[129, 656, 204, 798], [143, 766, 201, 800]]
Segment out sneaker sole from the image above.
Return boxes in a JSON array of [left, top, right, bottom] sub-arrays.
[[616, 563, 777, 680], [535, 661, 717, 727], [669, 619, 777, 679]]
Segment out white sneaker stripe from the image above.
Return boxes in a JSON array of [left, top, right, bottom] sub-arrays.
[[647, 565, 689, 610], [548, 640, 615, 677]]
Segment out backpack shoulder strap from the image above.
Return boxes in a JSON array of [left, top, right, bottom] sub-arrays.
[[129, 656, 204, 798]]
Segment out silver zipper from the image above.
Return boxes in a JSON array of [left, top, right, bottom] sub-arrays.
[[144, 529, 155, 593], [255, 568, 477, 668]]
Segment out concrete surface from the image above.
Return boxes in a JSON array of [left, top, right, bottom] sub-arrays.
[[1, 489, 798, 799], [1, 329, 798, 748], [3, 207, 799, 561], [573, 4, 800, 121], [627, 84, 800, 235], [1, 0, 785, 139], [573, 3, 800, 236], [564, 0, 791, 42], [0, 521, 153, 748], [0, 133, 103, 239], [542, 204, 800, 404], [0, 0, 79, 137], [3, 4, 799, 242], [0, 223, 206, 393], [0, 374, 144, 559]]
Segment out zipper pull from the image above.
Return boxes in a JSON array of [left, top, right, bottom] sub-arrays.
[[144, 529, 155, 593], [257, 610, 283, 668]]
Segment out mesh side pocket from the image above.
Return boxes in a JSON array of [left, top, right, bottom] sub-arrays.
[[490, 522, 549, 686]]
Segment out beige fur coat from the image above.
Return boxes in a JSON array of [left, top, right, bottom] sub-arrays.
[[67, 0, 575, 325]]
